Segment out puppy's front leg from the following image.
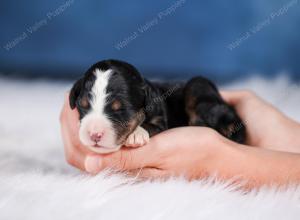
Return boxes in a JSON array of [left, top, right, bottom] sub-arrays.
[[125, 126, 150, 147]]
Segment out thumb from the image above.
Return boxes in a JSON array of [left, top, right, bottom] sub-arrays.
[[220, 90, 243, 105], [220, 90, 255, 106], [98, 140, 161, 171], [127, 168, 169, 180]]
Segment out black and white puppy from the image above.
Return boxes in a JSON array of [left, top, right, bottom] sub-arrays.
[[69, 59, 246, 153]]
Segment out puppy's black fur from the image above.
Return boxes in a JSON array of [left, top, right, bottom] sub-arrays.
[[70, 59, 246, 144]]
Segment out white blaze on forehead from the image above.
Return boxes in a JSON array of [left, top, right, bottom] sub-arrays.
[[79, 68, 119, 153], [90, 68, 112, 114]]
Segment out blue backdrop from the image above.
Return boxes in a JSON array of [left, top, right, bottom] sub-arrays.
[[1, 0, 300, 82]]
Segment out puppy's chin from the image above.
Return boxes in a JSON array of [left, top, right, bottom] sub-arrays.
[[85, 144, 122, 154]]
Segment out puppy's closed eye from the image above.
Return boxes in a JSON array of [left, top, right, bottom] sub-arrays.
[[111, 100, 122, 111]]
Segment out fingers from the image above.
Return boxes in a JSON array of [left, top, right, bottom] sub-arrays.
[[220, 90, 256, 105], [127, 168, 169, 180], [60, 94, 81, 144], [60, 91, 159, 173], [60, 92, 78, 125], [61, 120, 86, 171], [60, 92, 103, 173], [60, 91, 161, 174], [65, 141, 160, 174], [61, 116, 104, 173], [100, 142, 160, 171]]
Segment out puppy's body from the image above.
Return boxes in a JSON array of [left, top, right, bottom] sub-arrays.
[[70, 59, 246, 153]]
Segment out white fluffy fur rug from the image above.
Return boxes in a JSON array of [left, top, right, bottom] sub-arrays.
[[0, 76, 300, 220]]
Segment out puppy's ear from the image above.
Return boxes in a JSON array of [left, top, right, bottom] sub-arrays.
[[143, 83, 158, 114], [69, 78, 83, 109], [143, 84, 152, 107]]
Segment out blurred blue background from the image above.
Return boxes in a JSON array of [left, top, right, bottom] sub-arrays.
[[1, 0, 300, 82]]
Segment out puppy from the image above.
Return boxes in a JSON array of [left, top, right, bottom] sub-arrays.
[[69, 59, 246, 153]]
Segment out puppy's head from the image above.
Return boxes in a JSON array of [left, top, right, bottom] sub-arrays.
[[69, 60, 146, 153]]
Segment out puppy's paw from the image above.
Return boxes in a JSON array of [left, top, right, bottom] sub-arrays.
[[125, 126, 150, 147]]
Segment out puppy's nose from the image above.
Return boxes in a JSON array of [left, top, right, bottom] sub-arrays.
[[90, 132, 103, 143]]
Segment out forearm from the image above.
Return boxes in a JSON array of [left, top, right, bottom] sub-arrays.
[[265, 118, 300, 153], [212, 140, 300, 188]]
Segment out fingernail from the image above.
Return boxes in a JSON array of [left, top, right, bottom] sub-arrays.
[[85, 156, 102, 174]]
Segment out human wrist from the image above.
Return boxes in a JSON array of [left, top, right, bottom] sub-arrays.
[[210, 141, 300, 188], [255, 112, 300, 152], [290, 119, 300, 144], [205, 136, 264, 186], [275, 116, 300, 151], [204, 136, 243, 178]]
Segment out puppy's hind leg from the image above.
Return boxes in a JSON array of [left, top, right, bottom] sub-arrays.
[[184, 76, 246, 144]]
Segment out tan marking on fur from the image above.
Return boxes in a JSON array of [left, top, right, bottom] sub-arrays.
[[221, 123, 235, 137], [80, 96, 89, 108], [116, 110, 146, 145], [185, 95, 199, 125], [111, 100, 121, 111], [150, 116, 163, 126], [188, 113, 199, 125]]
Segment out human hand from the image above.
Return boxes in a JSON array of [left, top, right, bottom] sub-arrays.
[[221, 90, 300, 152], [60, 91, 300, 188], [60, 93, 233, 176], [60, 93, 94, 171]]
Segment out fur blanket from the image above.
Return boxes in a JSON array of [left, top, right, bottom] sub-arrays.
[[0, 76, 300, 220]]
